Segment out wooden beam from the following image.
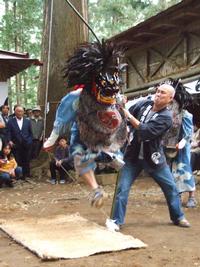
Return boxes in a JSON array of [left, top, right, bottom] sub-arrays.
[[189, 32, 200, 39], [127, 57, 145, 82], [171, 11, 200, 20], [191, 53, 200, 66], [134, 32, 163, 37], [150, 37, 184, 78], [183, 33, 189, 66], [151, 23, 178, 30], [184, 11, 200, 18], [146, 49, 150, 79], [125, 64, 200, 96]]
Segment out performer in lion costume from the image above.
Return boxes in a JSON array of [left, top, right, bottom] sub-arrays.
[[44, 41, 128, 208]]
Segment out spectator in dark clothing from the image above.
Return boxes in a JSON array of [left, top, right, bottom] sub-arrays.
[[0, 105, 10, 149], [49, 137, 73, 184], [7, 106, 33, 179], [8, 104, 21, 119], [30, 106, 44, 159], [0, 105, 9, 122], [25, 108, 32, 119]]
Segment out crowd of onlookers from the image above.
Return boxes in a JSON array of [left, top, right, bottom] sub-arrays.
[[0, 104, 44, 187], [0, 102, 200, 198], [0, 104, 75, 188]]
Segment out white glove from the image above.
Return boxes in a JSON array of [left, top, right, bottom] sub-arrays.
[[177, 138, 186, 149], [43, 130, 59, 150]]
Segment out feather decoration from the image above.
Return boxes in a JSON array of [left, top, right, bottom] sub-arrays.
[[63, 40, 125, 89]]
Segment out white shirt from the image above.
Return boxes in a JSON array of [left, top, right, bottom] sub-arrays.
[[0, 114, 5, 126], [16, 117, 23, 130]]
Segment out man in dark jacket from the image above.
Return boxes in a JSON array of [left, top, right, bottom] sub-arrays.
[[7, 106, 33, 179], [110, 83, 190, 231], [0, 105, 10, 148]]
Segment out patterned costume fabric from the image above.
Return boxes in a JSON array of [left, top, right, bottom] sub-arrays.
[[47, 41, 128, 175], [172, 110, 196, 193], [162, 100, 183, 148]]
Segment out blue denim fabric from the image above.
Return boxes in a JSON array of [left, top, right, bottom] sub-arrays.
[[112, 159, 184, 225], [70, 122, 86, 155], [70, 122, 97, 175], [0, 166, 22, 184], [0, 172, 11, 183], [53, 89, 81, 135], [15, 166, 23, 178]]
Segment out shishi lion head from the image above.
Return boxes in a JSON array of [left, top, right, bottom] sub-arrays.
[[63, 41, 128, 152]]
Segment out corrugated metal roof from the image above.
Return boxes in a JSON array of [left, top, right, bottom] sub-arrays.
[[0, 50, 42, 80]]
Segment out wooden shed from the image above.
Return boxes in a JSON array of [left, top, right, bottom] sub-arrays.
[[0, 50, 42, 81], [0, 50, 42, 105], [110, 0, 200, 96]]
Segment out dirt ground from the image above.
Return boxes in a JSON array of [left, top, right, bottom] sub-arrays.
[[0, 170, 199, 267]]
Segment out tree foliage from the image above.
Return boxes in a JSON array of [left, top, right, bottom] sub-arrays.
[[0, 0, 43, 109], [0, 0, 182, 109], [88, 0, 181, 40]]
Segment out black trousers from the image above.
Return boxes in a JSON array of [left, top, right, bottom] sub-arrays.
[[31, 139, 42, 159], [191, 151, 200, 171], [13, 143, 32, 178], [49, 160, 72, 180]]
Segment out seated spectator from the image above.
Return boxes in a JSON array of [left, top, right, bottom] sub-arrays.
[[0, 144, 23, 187], [191, 123, 200, 175], [49, 137, 73, 184]]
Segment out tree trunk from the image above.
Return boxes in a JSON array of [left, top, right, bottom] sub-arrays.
[[23, 73, 27, 107], [38, 0, 88, 136], [15, 74, 20, 105], [4, 0, 10, 50], [13, 1, 22, 105]]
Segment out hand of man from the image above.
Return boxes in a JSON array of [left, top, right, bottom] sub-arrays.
[[176, 138, 186, 150], [191, 141, 198, 148], [56, 160, 62, 167], [122, 108, 140, 129], [122, 108, 132, 120]]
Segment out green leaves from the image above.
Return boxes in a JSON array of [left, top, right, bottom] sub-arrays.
[[88, 0, 181, 40], [0, 0, 182, 108], [0, 0, 43, 107]]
